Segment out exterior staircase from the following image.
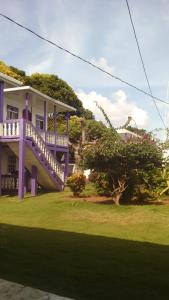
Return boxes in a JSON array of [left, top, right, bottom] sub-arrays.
[[1, 119, 65, 191]]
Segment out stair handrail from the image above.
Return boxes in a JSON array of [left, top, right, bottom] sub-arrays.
[[25, 120, 64, 182]]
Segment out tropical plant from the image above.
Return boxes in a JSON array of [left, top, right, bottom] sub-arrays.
[[160, 167, 169, 196], [67, 173, 86, 196]]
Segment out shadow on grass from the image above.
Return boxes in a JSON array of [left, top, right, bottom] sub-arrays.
[[91, 198, 164, 206], [0, 224, 169, 300]]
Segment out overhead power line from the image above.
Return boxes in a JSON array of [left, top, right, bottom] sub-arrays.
[[0, 12, 168, 107], [125, 0, 166, 129]]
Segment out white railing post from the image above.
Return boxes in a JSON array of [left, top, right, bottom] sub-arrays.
[[12, 122, 15, 135], [16, 122, 19, 135], [8, 123, 11, 135], [0, 123, 3, 136], [3, 123, 6, 136]]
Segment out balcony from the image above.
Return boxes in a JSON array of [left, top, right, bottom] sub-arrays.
[[0, 119, 69, 148]]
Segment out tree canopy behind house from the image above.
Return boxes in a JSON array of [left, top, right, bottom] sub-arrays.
[[0, 61, 23, 81], [24, 73, 85, 116], [0, 61, 93, 118]]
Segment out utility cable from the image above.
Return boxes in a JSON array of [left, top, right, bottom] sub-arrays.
[[125, 0, 166, 129]]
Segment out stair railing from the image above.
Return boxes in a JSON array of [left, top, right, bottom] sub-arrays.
[[25, 120, 64, 182]]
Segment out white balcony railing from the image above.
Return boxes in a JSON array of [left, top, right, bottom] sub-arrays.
[[38, 131, 68, 147], [46, 132, 68, 147], [0, 120, 68, 147], [0, 119, 65, 183], [0, 120, 20, 137]]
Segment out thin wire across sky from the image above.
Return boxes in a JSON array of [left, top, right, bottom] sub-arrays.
[[125, 0, 166, 129], [0, 12, 168, 127]]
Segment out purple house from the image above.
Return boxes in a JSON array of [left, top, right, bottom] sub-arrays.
[[0, 72, 76, 199]]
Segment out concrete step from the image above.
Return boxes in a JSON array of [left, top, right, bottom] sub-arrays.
[[0, 278, 73, 300]]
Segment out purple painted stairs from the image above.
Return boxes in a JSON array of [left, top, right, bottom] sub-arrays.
[[26, 139, 64, 191], [25, 121, 65, 191], [5, 120, 65, 192]]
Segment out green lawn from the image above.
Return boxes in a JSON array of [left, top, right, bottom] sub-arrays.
[[0, 186, 169, 299]]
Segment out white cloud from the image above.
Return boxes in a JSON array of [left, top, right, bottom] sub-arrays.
[[161, 0, 169, 22], [91, 57, 114, 73], [76, 89, 148, 128]]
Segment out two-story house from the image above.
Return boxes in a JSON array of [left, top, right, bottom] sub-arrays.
[[0, 72, 76, 199]]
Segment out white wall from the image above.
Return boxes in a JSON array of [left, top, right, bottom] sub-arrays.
[[4, 94, 25, 120], [31, 95, 48, 130], [4, 92, 50, 130]]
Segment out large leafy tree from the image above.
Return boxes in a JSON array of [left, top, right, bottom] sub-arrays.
[[0, 61, 94, 118], [0, 61, 23, 81], [24, 73, 84, 115], [24, 73, 93, 117], [68, 116, 108, 167], [48, 115, 109, 167], [67, 117, 109, 168], [84, 131, 163, 205]]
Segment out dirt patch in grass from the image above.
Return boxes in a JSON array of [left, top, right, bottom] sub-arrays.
[[67, 194, 113, 203], [86, 196, 115, 204], [66, 194, 169, 206], [160, 199, 169, 205]]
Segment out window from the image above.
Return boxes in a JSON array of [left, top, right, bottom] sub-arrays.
[[8, 156, 17, 174], [36, 115, 44, 130], [7, 105, 19, 120]]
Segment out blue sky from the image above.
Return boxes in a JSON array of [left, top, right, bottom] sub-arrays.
[[0, 0, 169, 136]]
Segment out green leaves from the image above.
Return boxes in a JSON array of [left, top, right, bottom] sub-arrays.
[[84, 132, 164, 202], [24, 73, 84, 115], [67, 173, 86, 196]]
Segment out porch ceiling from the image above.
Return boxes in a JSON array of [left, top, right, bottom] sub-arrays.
[[4, 86, 76, 113]]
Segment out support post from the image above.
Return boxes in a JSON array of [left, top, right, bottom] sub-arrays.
[[31, 165, 37, 196], [66, 112, 69, 134], [0, 144, 2, 196], [54, 105, 57, 157], [24, 169, 27, 194], [0, 81, 3, 196], [64, 112, 69, 182], [18, 119, 25, 199], [24, 169, 28, 194], [0, 81, 4, 122], [64, 150, 69, 182], [25, 92, 29, 120], [44, 101, 47, 143]]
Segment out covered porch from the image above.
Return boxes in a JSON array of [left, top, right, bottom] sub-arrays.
[[3, 85, 76, 149]]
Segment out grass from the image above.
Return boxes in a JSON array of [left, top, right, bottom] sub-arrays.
[[0, 185, 169, 299]]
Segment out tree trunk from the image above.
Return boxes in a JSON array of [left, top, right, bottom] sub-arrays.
[[111, 176, 127, 205], [74, 145, 81, 172], [112, 193, 121, 205]]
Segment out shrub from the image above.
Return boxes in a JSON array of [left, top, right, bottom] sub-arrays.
[[89, 171, 112, 196], [67, 173, 86, 196], [84, 131, 163, 205]]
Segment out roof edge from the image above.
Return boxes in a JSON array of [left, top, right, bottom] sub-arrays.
[[0, 72, 23, 87], [4, 85, 76, 112]]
